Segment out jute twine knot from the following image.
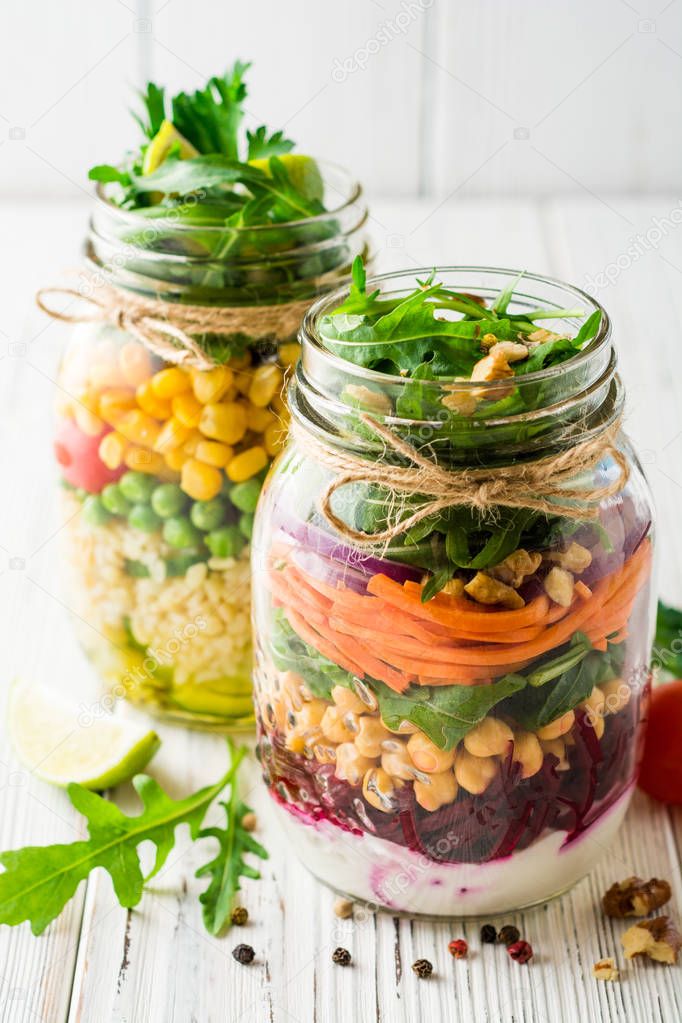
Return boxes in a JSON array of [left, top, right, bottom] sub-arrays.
[[293, 413, 629, 547], [36, 278, 314, 370]]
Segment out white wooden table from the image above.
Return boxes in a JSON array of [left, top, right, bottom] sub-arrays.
[[1, 196, 681, 1023]]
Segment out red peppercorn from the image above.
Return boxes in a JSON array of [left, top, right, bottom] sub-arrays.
[[507, 940, 533, 964], [448, 939, 468, 959]]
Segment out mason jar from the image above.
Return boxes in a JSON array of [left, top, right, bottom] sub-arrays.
[[252, 267, 655, 915], [50, 163, 368, 728]]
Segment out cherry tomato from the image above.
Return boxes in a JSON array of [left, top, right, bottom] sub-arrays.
[[54, 417, 124, 494], [639, 679, 682, 805]]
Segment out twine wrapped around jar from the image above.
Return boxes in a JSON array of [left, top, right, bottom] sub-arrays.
[[36, 278, 314, 370], [292, 412, 630, 546]]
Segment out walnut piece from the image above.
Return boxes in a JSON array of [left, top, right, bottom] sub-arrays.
[[441, 578, 465, 598], [464, 572, 525, 610], [543, 566, 575, 607], [487, 341, 529, 364], [592, 957, 620, 981], [442, 384, 479, 416], [342, 384, 392, 415], [603, 877, 672, 918], [546, 541, 593, 573], [471, 353, 515, 385], [621, 916, 682, 964], [489, 548, 542, 588]]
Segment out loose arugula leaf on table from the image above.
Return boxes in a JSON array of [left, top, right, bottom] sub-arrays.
[[0, 741, 254, 937]]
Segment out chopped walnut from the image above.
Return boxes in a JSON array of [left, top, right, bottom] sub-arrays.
[[526, 328, 569, 344], [489, 549, 542, 588], [471, 353, 515, 386], [441, 578, 465, 597], [592, 957, 620, 982], [603, 877, 672, 918], [621, 916, 682, 964], [546, 542, 593, 574], [343, 384, 392, 415], [543, 566, 575, 607], [464, 572, 525, 610], [487, 341, 529, 364], [442, 383, 479, 416]]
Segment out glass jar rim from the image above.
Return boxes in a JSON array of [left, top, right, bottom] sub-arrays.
[[93, 158, 364, 234], [300, 265, 611, 392]]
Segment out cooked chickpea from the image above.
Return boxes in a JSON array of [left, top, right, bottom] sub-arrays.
[[381, 745, 416, 782], [336, 743, 377, 786], [539, 737, 570, 771], [362, 767, 400, 812], [463, 717, 513, 758], [354, 716, 391, 758], [294, 701, 326, 730], [331, 685, 367, 715], [601, 677, 631, 714], [414, 771, 458, 812], [321, 706, 356, 744], [511, 731, 544, 778], [583, 686, 606, 717], [261, 695, 286, 732], [279, 670, 305, 711], [407, 732, 456, 773], [454, 749, 498, 794], [313, 742, 338, 765], [286, 725, 322, 755], [536, 710, 575, 740]]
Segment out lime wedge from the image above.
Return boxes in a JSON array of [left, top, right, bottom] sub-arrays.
[[8, 681, 161, 789], [142, 119, 199, 175], [249, 153, 324, 202]]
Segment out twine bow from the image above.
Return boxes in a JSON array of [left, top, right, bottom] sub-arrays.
[[294, 413, 629, 547], [36, 279, 314, 370]]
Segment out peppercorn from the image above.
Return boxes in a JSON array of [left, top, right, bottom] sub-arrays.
[[333, 898, 354, 919], [498, 924, 521, 947], [231, 906, 248, 926], [332, 947, 352, 966], [480, 924, 497, 944], [448, 938, 468, 959], [241, 812, 257, 832], [507, 940, 533, 964], [232, 943, 255, 965], [412, 958, 433, 978]]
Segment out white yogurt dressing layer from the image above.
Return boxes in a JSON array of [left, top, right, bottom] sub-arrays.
[[272, 787, 633, 916]]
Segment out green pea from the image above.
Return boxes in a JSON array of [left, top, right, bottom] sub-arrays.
[[206, 525, 245, 559], [165, 552, 206, 577], [101, 483, 132, 516], [124, 558, 151, 578], [151, 483, 187, 519], [81, 495, 112, 528], [163, 516, 202, 549], [119, 471, 156, 504], [229, 478, 262, 514], [238, 512, 254, 540], [128, 503, 162, 533], [190, 498, 227, 532]]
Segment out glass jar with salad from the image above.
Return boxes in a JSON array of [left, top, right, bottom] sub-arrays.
[[47, 65, 368, 728], [252, 262, 655, 915]]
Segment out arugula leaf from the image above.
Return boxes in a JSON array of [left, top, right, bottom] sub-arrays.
[[0, 747, 238, 936], [130, 155, 254, 195], [196, 758, 268, 936], [492, 270, 524, 315], [88, 164, 131, 185], [246, 125, 295, 160], [133, 82, 166, 139], [172, 63, 249, 159]]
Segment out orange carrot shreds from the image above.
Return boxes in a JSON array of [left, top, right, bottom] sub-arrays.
[[285, 563, 373, 611], [331, 602, 451, 648], [574, 581, 592, 601], [285, 608, 367, 679], [329, 614, 443, 656], [282, 565, 334, 614], [268, 570, 332, 628], [317, 619, 414, 692]]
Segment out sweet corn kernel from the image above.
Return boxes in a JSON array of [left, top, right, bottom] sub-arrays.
[[117, 410, 161, 448], [154, 417, 191, 452], [180, 458, 223, 501], [191, 366, 233, 404], [119, 342, 152, 387], [98, 431, 128, 469], [88, 361, 126, 391], [164, 448, 188, 471], [195, 440, 234, 467], [98, 388, 137, 425], [246, 406, 276, 432], [74, 405, 104, 436], [226, 446, 268, 482], [124, 446, 166, 474], [264, 421, 286, 456], [182, 430, 202, 455], [278, 342, 301, 368], [136, 380, 172, 419], [270, 392, 288, 415], [172, 391, 203, 428], [233, 370, 253, 396], [248, 364, 283, 408], [150, 367, 191, 399], [231, 352, 252, 370], [199, 402, 248, 445]]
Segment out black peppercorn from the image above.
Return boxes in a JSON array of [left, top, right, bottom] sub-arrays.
[[230, 906, 249, 926], [411, 958, 433, 978], [480, 923, 497, 944], [232, 943, 255, 965], [332, 947, 352, 966], [498, 925, 521, 947]]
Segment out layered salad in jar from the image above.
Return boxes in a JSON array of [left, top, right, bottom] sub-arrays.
[[53, 64, 367, 725], [253, 263, 655, 914]]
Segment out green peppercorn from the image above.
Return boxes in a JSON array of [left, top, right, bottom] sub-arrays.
[[81, 495, 112, 527], [230, 906, 248, 926], [206, 525, 244, 559], [163, 516, 202, 549], [128, 503, 162, 533], [151, 483, 187, 519], [190, 498, 227, 532], [101, 483, 132, 517], [119, 471, 155, 504], [229, 478, 262, 514]]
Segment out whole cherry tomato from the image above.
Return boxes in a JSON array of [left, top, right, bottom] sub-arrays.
[[638, 679, 682, 805], [54, 417, 124, 493]]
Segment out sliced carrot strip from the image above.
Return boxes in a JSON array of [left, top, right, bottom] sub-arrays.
[[285, 608, 366, 678], [574, 581, 592, 601]]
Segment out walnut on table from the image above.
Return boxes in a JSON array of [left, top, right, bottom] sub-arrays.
[[592, 957, 620, 982], [603, 876, 672, 918], [621, 916, 682, 965]]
